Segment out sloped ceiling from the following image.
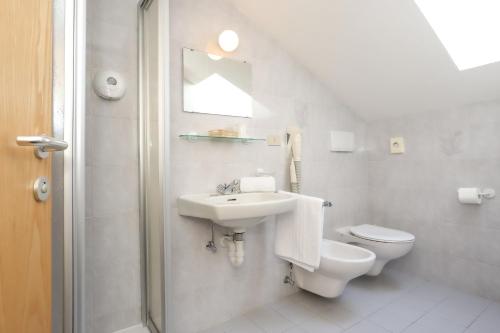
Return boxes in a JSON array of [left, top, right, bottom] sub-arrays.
[[227, 0, 500, 120]]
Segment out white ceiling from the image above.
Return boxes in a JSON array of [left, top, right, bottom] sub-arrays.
[[227, 0, 500, 120]]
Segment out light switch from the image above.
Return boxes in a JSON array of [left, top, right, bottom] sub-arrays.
[[390, 137, 405, 154]]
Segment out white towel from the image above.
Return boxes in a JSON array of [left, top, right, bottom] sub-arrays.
[[275, 191, 324, 272], [240, 176, 276, 192]]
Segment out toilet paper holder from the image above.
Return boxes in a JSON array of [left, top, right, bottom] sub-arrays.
[[479, 188, 496, 199], [458, 188, 495, 205]]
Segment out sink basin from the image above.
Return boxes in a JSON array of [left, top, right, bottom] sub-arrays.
[[178, 192, 297, 232]]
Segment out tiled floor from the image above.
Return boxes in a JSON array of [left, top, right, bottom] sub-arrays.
[[113, 324, 150, 333], [199, 269, 500, 333], [114, 324, 150, 333]]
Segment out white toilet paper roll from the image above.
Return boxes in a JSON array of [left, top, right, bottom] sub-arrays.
[[458, 188, 482, 204]]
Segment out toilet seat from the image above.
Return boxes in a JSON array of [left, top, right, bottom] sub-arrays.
[[350, 224, 415, 243], [335, 224, 415, 276]]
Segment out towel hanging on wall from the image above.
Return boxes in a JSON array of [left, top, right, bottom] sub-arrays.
[[287, 127, 302, 193], [275, 191, 324, 271]]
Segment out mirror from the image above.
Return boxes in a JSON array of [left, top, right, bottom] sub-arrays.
[[183, 48, 252, 118]]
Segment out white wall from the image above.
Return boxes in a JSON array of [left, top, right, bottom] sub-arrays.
[[226, 0, 500, 120], [367, 100, 500, 301], [85, 0, 142, 331], [169, 0, 369, 332], [87, 1, 500, 332]]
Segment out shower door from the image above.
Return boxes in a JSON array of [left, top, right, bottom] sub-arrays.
[[139, 0, 165, 331]]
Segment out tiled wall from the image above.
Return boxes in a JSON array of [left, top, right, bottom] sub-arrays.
[[85, 0, 142, 331], [169, 0, 369, 332], [367, 100, 500, 301], [84, 0, 368, 331], [85, 0, 500, 331]]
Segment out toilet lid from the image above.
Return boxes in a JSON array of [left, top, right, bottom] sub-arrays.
[[350, 224, 415, 243]]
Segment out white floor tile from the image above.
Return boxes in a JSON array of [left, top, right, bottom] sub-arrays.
[[245, 305, 294, 333], [430, 291, 490, 327], [343, 320, 391, 333], [395, 282, 452, 312], [465, 302, 500, 333], [220, 316, 263, 333], [343, 272, 417, 309], [296, 290, 338, 314], [283, 327, 307, 333], [113, 325, 149, 333], [199, 271, 498, 333], [296, 315, 343, 333], [271, 296, 317, 325], [332, 289, 384, 317], [408, 281, 454, 303], [368, 302, 426, 332], [317, 302, 364, 329], [198, 326, 226, 333], [403, 312, 466, 333], [382, 269, 426, 291]]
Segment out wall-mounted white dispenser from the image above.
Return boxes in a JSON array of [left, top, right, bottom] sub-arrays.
[[92, 70, 126, 101]]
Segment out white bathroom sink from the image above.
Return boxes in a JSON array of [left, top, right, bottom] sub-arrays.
[[178, 192, 297, 232]]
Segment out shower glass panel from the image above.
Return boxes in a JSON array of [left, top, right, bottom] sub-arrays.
[[140, 0, 163, 331]]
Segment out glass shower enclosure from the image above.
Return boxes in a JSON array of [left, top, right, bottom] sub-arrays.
[[139, 0, 165, 331]]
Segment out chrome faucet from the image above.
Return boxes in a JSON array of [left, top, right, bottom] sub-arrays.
[[216, 179, 240, 195]]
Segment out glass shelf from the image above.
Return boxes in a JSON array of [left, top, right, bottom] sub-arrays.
[[179, 134, 266, 143]]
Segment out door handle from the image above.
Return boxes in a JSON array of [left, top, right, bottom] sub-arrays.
[[16, 135, 69, 159]]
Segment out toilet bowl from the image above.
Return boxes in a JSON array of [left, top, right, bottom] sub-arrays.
[[335, 224, 415, 276], [293, 239, 376, 298]]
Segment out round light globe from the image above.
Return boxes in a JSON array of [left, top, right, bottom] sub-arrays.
[[207, 53, 222, 61], [218, 30, 239, 52]]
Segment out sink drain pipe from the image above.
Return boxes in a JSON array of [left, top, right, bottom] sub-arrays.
[[221, 232, 245, 267]]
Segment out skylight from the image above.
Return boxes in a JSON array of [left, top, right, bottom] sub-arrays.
[[414, 0, 500, 70]]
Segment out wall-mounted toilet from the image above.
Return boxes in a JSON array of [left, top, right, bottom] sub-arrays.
[[335, 224, 415, 276], [292, 239, 375, 298]]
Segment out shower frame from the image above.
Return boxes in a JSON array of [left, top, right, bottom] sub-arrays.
[[69, 0, 171, 331], [138, 0, 172, 332], [56, 0, 86, 332]]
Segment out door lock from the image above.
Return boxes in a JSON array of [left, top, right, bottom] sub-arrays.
[[33, 176, 50, 202]]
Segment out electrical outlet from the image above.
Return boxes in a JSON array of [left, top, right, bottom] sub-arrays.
[[267, 135, 282, 146], [390, 137, 405, 154]]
